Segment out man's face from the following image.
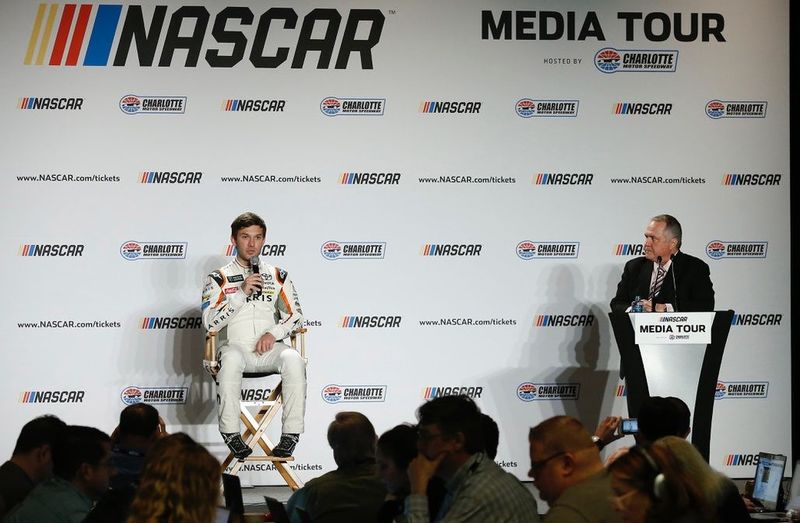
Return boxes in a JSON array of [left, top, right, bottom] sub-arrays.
[[232, 225, 265, 265], [528, 440, 567, 505], [83, 442, 115, 500], [643, 220, 676, 263], [376, 448, 409, 494], [416, 423, 452, 465]]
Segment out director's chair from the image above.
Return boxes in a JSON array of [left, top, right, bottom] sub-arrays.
[[204, 328, 307, 490]]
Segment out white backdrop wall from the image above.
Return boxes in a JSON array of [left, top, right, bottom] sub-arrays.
[[0, 0, 790, 484]]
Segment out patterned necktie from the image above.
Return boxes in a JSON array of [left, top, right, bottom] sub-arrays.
[[651, 265, 666, 299]]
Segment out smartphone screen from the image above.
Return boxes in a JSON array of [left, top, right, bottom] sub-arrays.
[[621, 418, 638, 434]]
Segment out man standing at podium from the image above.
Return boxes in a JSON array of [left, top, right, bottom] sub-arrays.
[[610, 214, 714, 313], [202, 212, 306, 460]]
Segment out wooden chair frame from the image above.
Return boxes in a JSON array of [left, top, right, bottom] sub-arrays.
[[205, 328, 307, 490]]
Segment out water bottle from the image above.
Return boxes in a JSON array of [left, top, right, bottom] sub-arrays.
[[631, 295, 644, 313]]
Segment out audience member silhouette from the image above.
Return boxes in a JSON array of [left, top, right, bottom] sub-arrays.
[[5, 425, 113, 523], [608, 444, 712, 523], [403, 395, 539, 522], [0, 415, 66, 518], [529, 415, 622, 523], [286, 411, 386, 523], [124, 433, 222, 523]]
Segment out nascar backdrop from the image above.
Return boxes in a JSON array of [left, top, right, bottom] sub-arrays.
[[0, 0, 790, 483]]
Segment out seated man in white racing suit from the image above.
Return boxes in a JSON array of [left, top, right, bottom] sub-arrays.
[[202, 212, 306, 459]]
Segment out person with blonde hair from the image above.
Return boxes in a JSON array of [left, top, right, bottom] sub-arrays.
[[125, 433, 222, 523], [653, 436, 750, 523], [608, 443, 712, 523]]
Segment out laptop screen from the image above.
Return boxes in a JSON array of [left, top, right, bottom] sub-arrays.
[[752, 452, 787, 511], [222, 473, 244, 514]]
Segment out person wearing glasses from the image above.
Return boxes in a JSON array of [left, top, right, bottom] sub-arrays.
[[404, 395, 539, 522], [528, 416, 622, 523]]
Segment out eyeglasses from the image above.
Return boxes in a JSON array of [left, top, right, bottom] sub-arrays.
[[416, 429, 446, 443], [529, 451, 567, 476]]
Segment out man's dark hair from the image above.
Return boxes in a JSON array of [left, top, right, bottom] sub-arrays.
[[665, 396, 691, 436], [651, 214, 683, 248], [417, 395, 484, 454], [230, 212, 266, 237], [53, 426, 111, 481], [118, 403, 160, 439], [638, 396, 690, 442], [12, 415, 67, 455], [480, 413, 499, 459], [377, 424, 417, 471], [327, 412, 377, 467]]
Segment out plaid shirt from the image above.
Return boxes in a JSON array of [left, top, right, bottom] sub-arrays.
[[402, 452, 541, 522]]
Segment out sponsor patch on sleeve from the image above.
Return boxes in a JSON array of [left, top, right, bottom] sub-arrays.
[[210, 271, 224, 286]]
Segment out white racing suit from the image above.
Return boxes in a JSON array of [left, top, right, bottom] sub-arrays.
[[202, 258, 306, 434]]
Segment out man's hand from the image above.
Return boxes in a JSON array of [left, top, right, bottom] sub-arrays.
[[407, 453, 446, 495], [241, 273, 263, 296], [595, 416, 624, 446], [255, 332, 276, 355]]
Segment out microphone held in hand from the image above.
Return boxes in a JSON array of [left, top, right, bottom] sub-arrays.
[[250, 256, 261, 297]]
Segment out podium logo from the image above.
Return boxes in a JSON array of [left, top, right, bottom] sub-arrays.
[[533, 173, 592, 185], [715, 381, 768, 400], [516, 99, 579, 118], [725, 453, 760, 467], [20, 390, 84, 403], [423, 386, 483, 400], [517, 382, 580, 402], [322, 385, 386, 404], [225, 244, 286, 257], [535, 314, 594, 327], [19, 244, 84, 256], [706, 100, 767, 119], [722, 173, 781, 186], [595, 48, 678, 73], [706, 241, 767, 260], [120, 386, 187, 405], [615, 384, 627, 397]]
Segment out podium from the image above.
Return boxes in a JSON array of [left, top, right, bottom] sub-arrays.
[[609, 310, 734, 461]]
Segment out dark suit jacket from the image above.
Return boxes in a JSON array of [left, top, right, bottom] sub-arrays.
[[610, 251, 715, 312]]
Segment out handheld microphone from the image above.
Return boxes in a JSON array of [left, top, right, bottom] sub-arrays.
[[670, 253, 678, 312], [250, 256, 261, 297]]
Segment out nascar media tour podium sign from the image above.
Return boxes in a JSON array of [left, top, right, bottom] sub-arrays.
[[609, 311, 734, 461]]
